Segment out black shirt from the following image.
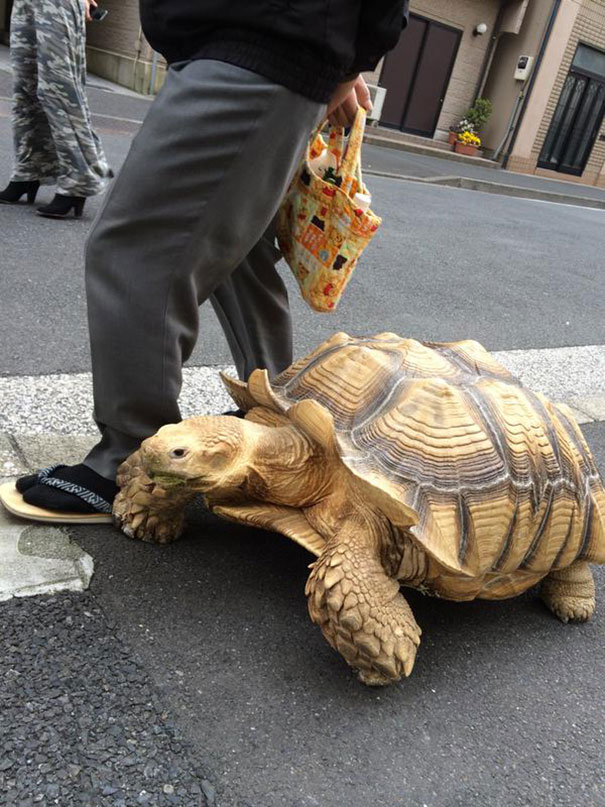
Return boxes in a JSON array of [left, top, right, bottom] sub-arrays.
[[139, 1, 409, 103]]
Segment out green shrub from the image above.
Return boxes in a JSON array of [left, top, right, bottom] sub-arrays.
[[464, 98, 493, 132]]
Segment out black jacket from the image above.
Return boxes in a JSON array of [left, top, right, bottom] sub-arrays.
[[139, 1, 409, 103]]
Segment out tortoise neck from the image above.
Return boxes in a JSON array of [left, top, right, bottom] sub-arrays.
[[306, 480, 405, 578], [246, 423, 336, 508]]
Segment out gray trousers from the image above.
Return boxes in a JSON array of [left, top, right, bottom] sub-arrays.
[[84, 60, 324, 479]]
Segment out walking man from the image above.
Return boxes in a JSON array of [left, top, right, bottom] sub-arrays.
[[1, 0, 409, 522]]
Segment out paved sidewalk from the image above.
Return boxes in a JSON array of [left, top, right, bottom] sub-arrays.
[[1, 346, 605, 443], [0, 43, 146, 98], [0, 44, 153, 139]]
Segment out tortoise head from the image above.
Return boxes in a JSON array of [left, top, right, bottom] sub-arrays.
[[139, 416, 250, 495]]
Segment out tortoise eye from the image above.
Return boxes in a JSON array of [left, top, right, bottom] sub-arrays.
[[170, 448, 188, 459]]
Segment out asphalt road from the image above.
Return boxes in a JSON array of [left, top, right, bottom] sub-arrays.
[[1, 131, 605, 377], [74, 426, 605, 807], [1, 69, 605, 378], [1, 67, 605, 807]]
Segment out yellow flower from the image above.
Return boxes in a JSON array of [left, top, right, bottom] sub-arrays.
[[458, 131, 481, 146]]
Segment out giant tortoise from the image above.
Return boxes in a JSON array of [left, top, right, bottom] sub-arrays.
[[114, 332, 605, 685]]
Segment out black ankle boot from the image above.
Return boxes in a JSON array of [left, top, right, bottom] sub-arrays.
[[37, 193, 85, 219], [0, 180, 40, 204]]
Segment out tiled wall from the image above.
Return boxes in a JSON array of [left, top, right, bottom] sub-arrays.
[[85, 0, 165, 94], [512, 0, 605, 186]]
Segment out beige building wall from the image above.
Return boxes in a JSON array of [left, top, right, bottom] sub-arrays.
[[85, 0, 166, 94], [88, 0, 501, 114], [507, 0, 581, 164], [481, 0, 553, 152], [508, 0, 605, 187]]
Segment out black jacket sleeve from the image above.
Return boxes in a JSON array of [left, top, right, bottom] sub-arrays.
[[347, 0, 409, 77]]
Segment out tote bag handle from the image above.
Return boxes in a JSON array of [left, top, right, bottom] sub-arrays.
[[339, 107, 367, 197]]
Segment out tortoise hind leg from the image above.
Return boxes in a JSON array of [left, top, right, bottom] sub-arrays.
[[540, 561, 596, 623]]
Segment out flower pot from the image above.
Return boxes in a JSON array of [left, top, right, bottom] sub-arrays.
[[454, 141, 479, 156], [448, 130, 458, 146]]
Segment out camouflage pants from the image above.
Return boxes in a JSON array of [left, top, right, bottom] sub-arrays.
[[9, 0, 111, 196]]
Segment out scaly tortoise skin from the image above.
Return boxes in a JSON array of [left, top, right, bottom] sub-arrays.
[[113, 333, 605, 685]]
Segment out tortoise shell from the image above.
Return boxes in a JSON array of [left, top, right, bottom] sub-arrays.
[[222, 332, 605, 586]]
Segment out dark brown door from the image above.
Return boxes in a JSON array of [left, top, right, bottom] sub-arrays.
[[5, 0, 14, 32], [379, 14, 461, 137]]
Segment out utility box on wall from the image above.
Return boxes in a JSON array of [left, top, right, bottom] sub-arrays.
[[366, 84, 387, 126]]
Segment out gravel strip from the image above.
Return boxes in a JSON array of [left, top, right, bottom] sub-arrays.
[[0, 366, 235, 435], [494, 344, 605, 400], [0, 593, 215, 806], [1, 345, 604, 436]]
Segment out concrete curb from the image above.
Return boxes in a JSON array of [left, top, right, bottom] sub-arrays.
[[365, 169, 605, 209], [0, 435, 95, 602], [0, 485, 94, 602], [364, 132, 500, 169]]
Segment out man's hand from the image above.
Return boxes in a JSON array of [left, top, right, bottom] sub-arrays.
[[84, 0, 98, 22], [327, 75, 373, 127]]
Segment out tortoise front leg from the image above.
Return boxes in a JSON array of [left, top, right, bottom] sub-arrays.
[[113, 449, 195, 544], [306, 534, 422, 685]]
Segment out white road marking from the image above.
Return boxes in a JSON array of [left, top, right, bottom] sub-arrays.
[[522, 197, 605, 212]]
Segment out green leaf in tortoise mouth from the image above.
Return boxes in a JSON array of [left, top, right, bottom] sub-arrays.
[[150, 472, 188, 489]]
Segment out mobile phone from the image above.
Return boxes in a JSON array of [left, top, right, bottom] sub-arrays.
[[91, 8, 108, 21]]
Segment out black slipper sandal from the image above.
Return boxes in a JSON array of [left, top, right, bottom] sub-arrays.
[[16, 464, 69, 493], [1, 464, 117, 525]]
